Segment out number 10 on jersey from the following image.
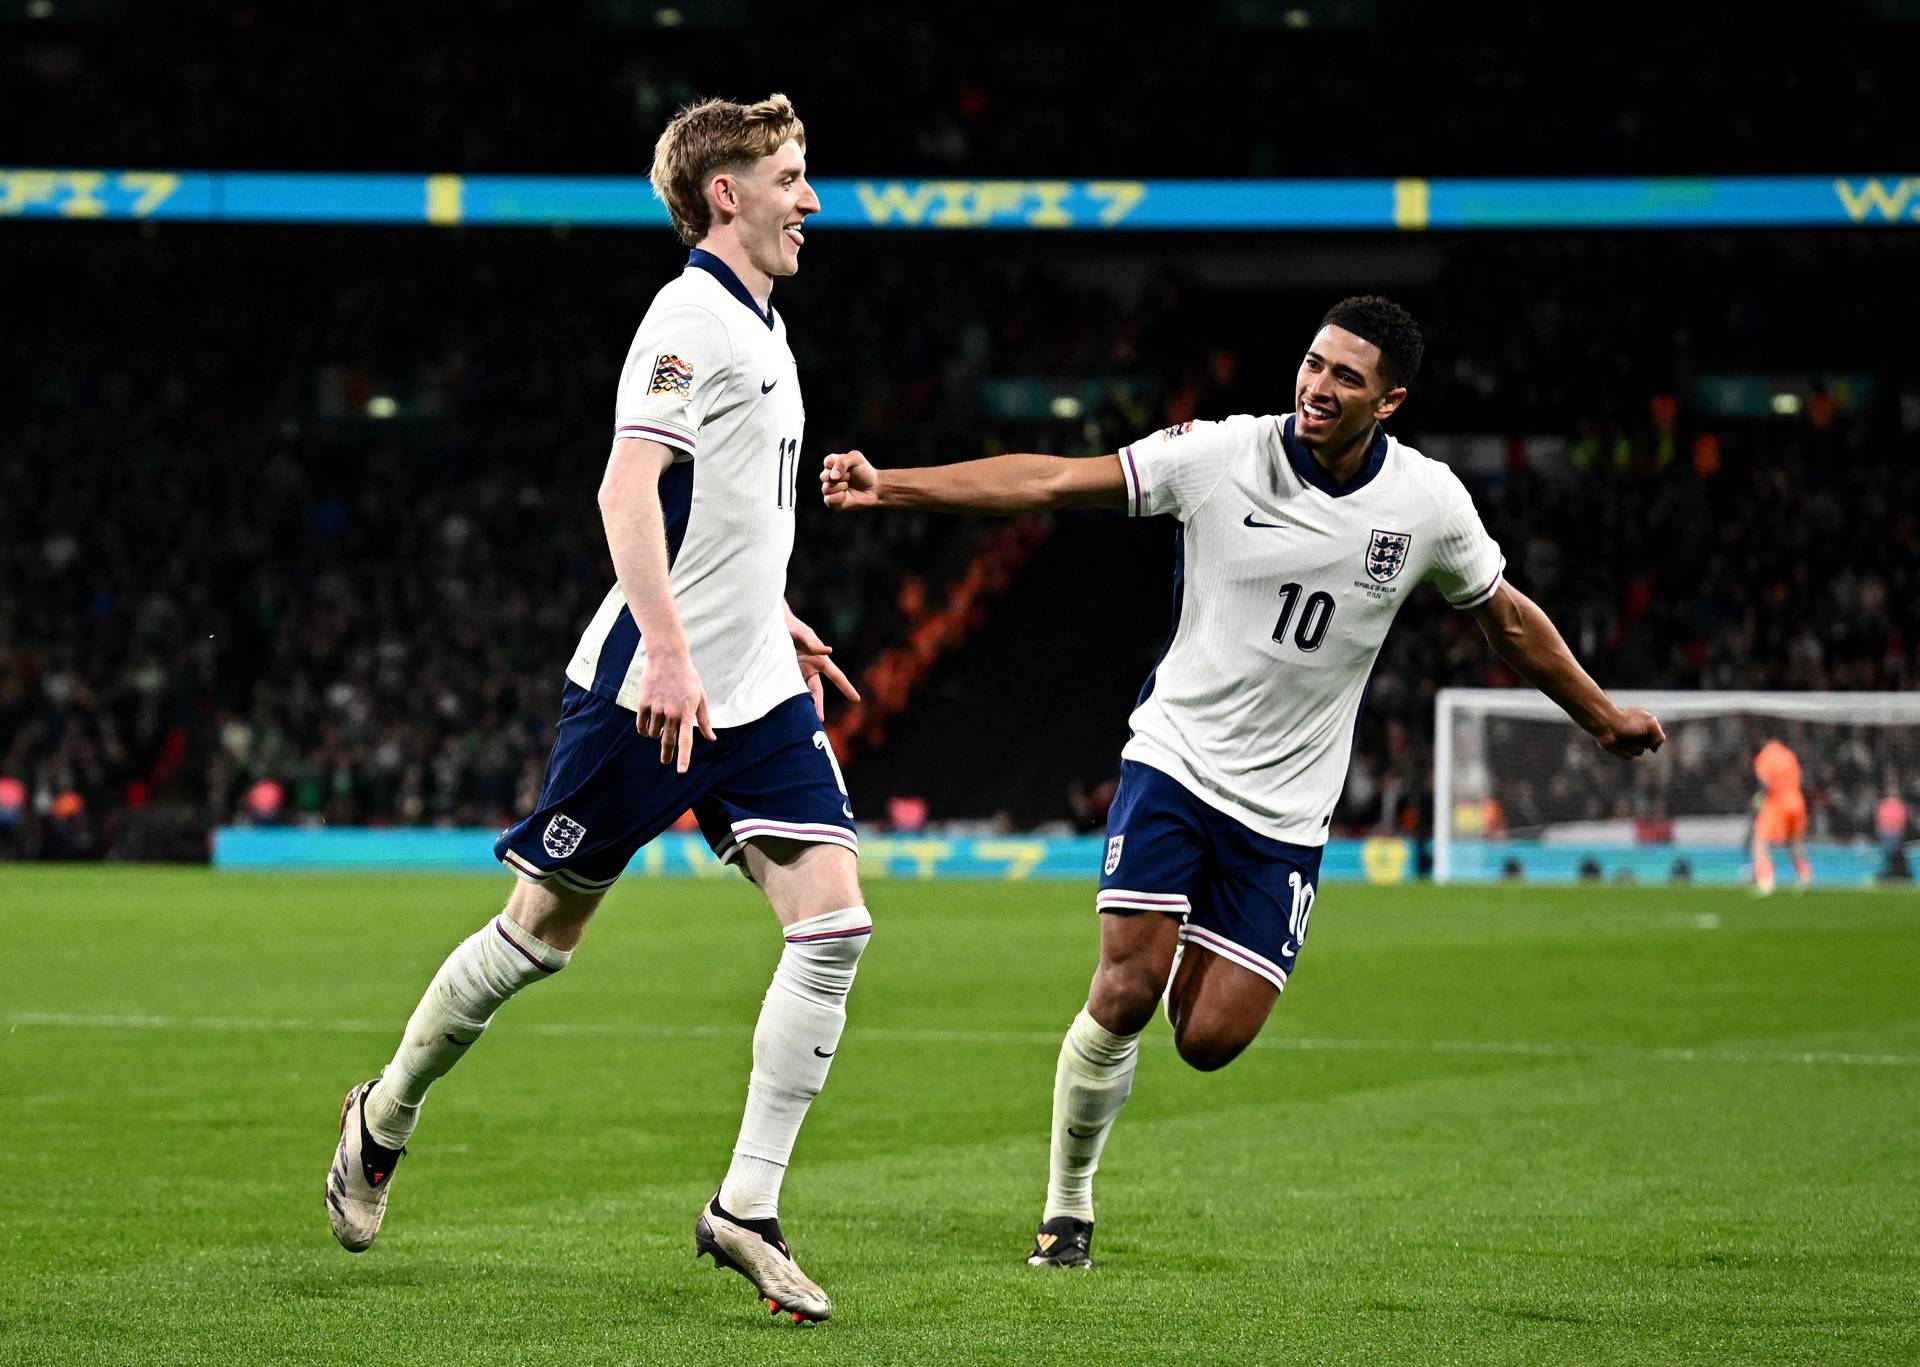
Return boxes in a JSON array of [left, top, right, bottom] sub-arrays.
[[1271, 582, 1334, 652], [775, 437, 800, 509]]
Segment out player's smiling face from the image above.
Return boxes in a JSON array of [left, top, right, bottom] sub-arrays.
[[1294, 325, 1406, 452], [730, 139, 818, 280]]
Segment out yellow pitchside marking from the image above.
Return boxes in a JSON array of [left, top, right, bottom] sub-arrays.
[[1392, 177, 1430, 230], [426, 174, 464, 225]]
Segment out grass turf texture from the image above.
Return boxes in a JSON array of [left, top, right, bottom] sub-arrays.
[[1, 869, 1916, 1364]]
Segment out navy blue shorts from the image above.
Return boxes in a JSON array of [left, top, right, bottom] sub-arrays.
[[494, 684, 857, 894], [1096, 760, 1321, 992]]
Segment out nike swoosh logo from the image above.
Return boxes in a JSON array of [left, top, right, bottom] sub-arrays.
[[761, 378, 779, 394], [1066, 1126, 1097, 1139], [1243, 512, 1286, 529], [813, 1047, 835, 1059], [445, 1033, 476, 1047]]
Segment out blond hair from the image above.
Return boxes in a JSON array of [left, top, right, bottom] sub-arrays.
[[650, 93, 806, 246]]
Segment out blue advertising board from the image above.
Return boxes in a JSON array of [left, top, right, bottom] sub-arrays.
[[1445, 839, 1900, 887], [213, 828, 1417, 883], [6, 169, 1916, 231]]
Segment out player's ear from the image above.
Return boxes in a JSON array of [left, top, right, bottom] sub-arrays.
[[707, 172, 739, 220], [1375, 386, 1408, 420]]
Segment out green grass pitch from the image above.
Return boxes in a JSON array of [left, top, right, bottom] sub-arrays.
[[2, 867, 1916, 1364]]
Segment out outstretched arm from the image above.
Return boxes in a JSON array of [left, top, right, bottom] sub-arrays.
[[1466, 580, 1665, 759], [821, 449, 1127, 515]]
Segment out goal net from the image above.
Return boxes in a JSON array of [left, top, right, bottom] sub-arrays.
[[1433, 690, 1920, 886]]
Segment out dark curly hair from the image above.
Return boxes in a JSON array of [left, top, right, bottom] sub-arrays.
[[1320, 295, 1423, 389]]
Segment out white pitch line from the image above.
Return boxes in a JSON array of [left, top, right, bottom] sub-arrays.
[[5, 1011, 1916, 1070]]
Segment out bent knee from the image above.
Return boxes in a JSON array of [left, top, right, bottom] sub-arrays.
[[1174, 1025, 1253, 1072], [1088, 962, 1167, 1035], [506, 878, 601, 951]]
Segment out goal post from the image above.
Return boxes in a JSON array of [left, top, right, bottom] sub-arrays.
[[1433, 689, 1920, 886]]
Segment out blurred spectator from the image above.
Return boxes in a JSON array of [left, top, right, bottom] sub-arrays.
[[1878, 784, 1912, 881], [3, 9, 1914, 180], [3, 224, 1916, 855]]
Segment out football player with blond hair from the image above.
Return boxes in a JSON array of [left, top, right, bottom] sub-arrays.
[[327, 94, 863, 1323]]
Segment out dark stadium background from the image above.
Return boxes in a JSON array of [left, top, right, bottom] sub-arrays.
[[4, 0, 1918, 862]]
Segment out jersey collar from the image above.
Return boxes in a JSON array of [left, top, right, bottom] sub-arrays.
[[1281, 415, 1388, 497], [686, 248, 775, 330]]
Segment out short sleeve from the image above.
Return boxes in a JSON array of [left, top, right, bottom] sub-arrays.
[[613, 304, 734, 457], [1426, 470, 1506, 608], [1118, 417, 1244, 521]]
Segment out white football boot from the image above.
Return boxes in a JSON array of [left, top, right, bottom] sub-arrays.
[[695, 1195, 832, 1323], [326, 1078, 405, 1252]]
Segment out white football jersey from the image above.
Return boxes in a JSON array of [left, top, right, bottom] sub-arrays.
[[1118, 414, 1505, 846], [566, 250, 808, 727]]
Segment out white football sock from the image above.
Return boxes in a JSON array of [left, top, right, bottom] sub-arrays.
[[1043, 1006, 1141, 1223], [719, 906, 871, 1219], [362, 913, 571, 1148]]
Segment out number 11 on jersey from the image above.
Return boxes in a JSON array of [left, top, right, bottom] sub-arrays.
[[775, 437, 799, 509]]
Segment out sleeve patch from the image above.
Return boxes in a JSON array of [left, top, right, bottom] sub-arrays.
[[1160, 421, 1194, 440], [648, 354, 693, 397]]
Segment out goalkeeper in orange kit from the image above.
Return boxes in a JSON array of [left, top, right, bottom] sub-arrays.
[[1751, 738, 1811, 894]]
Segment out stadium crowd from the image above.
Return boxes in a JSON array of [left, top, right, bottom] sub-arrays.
[[1451, 707, 1912, 848], [4, 223, 1917, 859], [8, 6, 1915, 181]]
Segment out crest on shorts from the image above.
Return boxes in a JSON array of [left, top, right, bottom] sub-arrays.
[[542, 813, 587, 860], [1365, 529, 1412, 583], [648, 353, 693, 397], [1104, 835, 1125, 876]]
